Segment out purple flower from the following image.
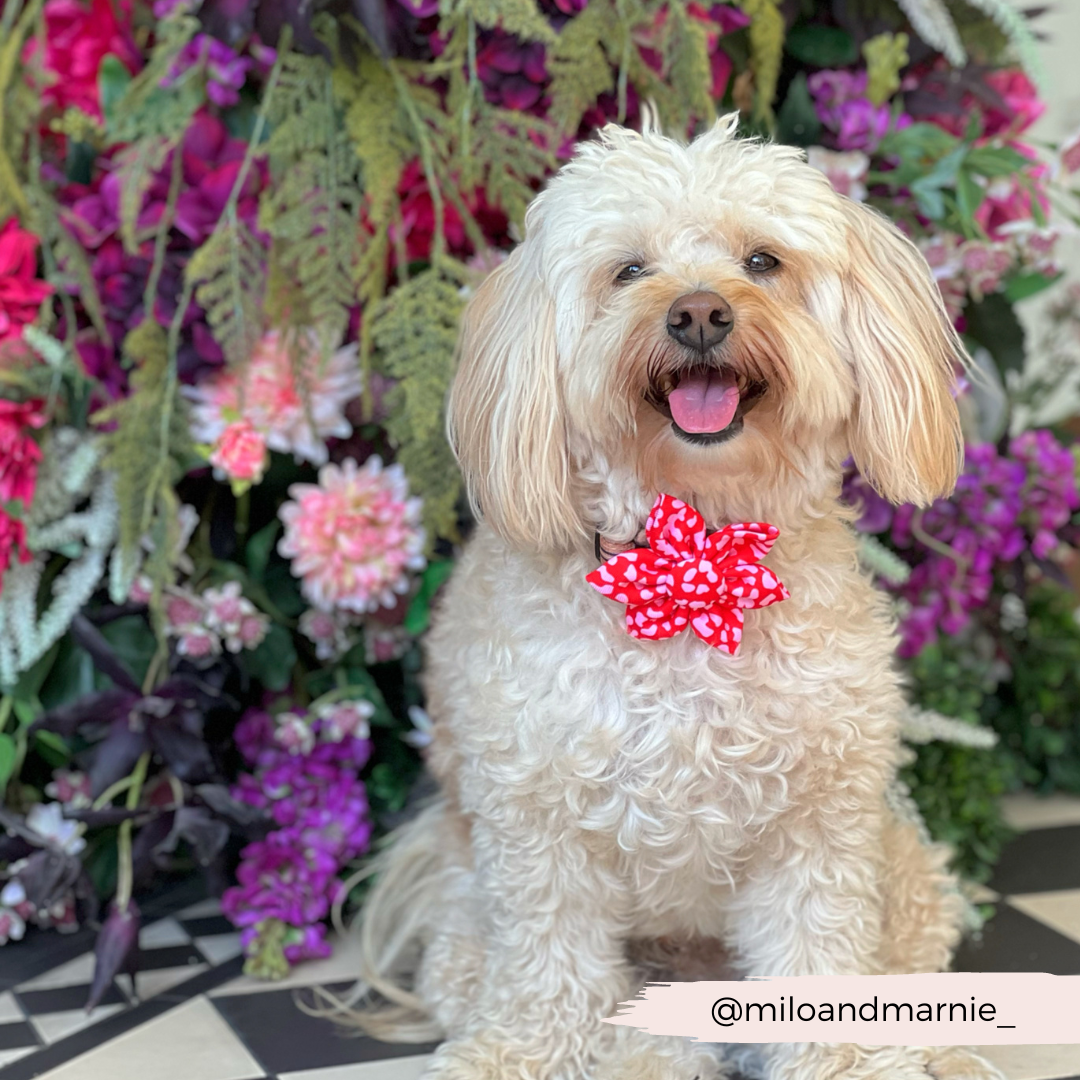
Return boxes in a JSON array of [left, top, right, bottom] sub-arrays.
[[475, 30, 549, 112], [807, 69, 908, 153], [223, 704, 375, 973], [162, 34, 252, 108], [844, 430, 1079, 657]]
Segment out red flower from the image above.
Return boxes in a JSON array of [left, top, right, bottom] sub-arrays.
[[23, 0, 141, 120], [0, 510, 31, 588], [586, 494, 788, 654], [0, 219, 53, 347], [0, 398, 46, 507]]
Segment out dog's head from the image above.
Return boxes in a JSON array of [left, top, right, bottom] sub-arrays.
[[449, 116, 966, 550]]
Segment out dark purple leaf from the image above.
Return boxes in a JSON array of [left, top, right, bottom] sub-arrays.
[[157, 807, 231, 866], [194, 784, 270, 835], [65, 806, 152, 827], [0, 832, 34, 863], [87, 900, 140, 1011], [132, 812, 176, 889], [32, 687, 139, 739], [253, 0, 329, 56], [88, 718, 150, 798], [17, 849, 83, 911], [351, 0, 390, 56], [69, 614, 141, 693]]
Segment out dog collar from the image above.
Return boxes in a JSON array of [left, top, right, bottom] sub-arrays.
[[587, 494, 789, 655]]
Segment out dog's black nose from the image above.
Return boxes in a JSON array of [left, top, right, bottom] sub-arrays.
[[667, 291, 733, 352]]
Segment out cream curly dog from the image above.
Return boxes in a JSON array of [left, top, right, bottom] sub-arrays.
[[344, 116, 1005, 1080]]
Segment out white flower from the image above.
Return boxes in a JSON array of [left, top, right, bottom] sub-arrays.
[[26, 803, 86, 856]]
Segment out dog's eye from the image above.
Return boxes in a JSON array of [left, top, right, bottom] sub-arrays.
[[615, 264, 647, 283], [745, 253, 779, 274]]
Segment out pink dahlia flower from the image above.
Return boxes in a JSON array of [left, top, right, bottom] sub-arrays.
[[209, 419, 268, 489], [185, 331, 361, 466], [277, 456, 425, 614]]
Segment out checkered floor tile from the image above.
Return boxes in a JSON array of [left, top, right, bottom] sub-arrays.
[[1, 792, 1079, 1080]]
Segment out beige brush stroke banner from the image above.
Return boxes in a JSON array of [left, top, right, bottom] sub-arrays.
[[603, 973, 1080, 1045]]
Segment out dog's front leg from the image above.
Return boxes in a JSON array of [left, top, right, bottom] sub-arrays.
[[420, 816, 632, 1080], [725, 808, 1002, 1080]]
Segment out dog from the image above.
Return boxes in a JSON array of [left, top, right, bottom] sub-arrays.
[[345, 115, 1006, 1080]]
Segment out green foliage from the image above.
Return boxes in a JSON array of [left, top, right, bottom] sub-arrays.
[[373, 261, 468, 543], [784, 23, 857, 67], [776, 72, 821, 146], [987, 586, 1080, 793], [964, 292, 1026, 374], [93, 322, 192, 601], [735, 0, 784, 120], [187, 219, 267, 369], [259, 54, 362, 352], [103, 17, 203, 252], [902, 636, 1017, 881], [546, 1, 617, 134], [442, 0, 556, 43], [862, 32, 908, 105]]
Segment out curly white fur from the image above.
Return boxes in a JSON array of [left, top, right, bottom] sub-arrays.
[[342, 118, 1004, 1080]]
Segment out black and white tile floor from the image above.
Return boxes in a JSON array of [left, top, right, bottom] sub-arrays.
[[1, 793, 1079, 1080]]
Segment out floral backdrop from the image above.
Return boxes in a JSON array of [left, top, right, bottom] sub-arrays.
[[1, 0, 1080, 991]]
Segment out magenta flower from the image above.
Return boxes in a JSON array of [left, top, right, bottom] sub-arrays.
[[162, 34, 252, 108], [808, 69, 907, 153]]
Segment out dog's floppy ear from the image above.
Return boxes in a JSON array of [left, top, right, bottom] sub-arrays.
[[448, 241, 583, 551], [836, 199, 965, 505]]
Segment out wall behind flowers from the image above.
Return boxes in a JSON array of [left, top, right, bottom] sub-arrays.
[[1, 0, 1079, 982]]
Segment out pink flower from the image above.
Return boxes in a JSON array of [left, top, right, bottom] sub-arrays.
[[0, 220, 53, 347], [45, 769, 93, 808], [209, 420, 268, 489], [981, 69, 1045, 138], [958, 240, 1013, 298], [0, 398, 46, 506], [23, 0, 141, 120], [1062, 126, 1080, 175], [278, 456, 425, 614], [973, 149, 1050, 242], [806, 147, 869, 202], [274, 713, 315, 756], [185, 331, 361, 466], [315, 700, 374, 743], [164, 589, 206, 633], [299, 608, 355, 661], [177, 628, 220, 659], [203, 581, 269, 653]]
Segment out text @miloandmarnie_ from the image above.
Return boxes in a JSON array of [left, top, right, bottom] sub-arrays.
[[603, 973, 1080, 1045]]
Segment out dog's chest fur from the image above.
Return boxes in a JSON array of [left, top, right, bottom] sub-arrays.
[[425, 523, 903, 929]]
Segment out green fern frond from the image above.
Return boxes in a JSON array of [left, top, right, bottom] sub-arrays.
[[441, 0, 556, 44], [896, 0, 966, 67], [546, 1, 617, 134], [186, 218, 267, 369], [963, 0, 1044, 89], [259, 55, 362, 352], [372, 260, 468, 543], [93, 321, 192, 600], [664, 1, 715, 129], [736, 0, 784, 122], [463, 105, 556, 229], [857, 533, 912, 586], [105, 16, 203, 251]]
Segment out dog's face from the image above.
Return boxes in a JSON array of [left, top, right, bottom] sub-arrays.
[[450, 117, 966, 550]]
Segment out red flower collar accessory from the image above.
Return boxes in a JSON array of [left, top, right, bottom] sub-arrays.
[[586, 494, 789, 655]]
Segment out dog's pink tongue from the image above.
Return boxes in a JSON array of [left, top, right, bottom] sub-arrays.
[[668, 369, 740, 434]]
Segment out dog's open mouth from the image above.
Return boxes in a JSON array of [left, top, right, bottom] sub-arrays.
[[646, 364, 767, 446]]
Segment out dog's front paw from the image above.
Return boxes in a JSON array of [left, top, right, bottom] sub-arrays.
[[924, 1047, 1006, 1080]]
